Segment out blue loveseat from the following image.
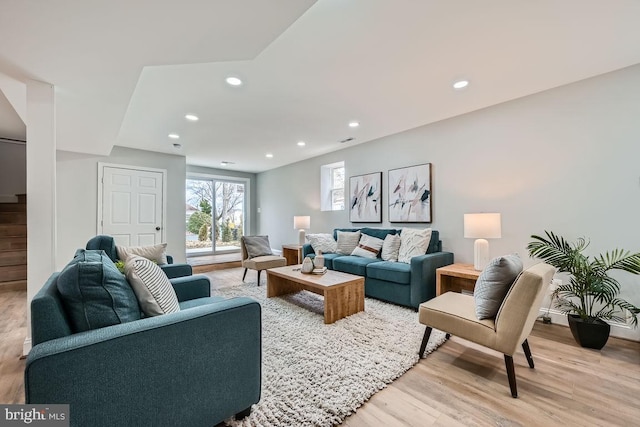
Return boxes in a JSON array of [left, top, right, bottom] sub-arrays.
[[25, 249, 261, 427], [303, 228, 454, 309]]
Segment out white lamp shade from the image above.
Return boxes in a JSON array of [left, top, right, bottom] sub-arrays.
[[464, 213, 502, 239], [293, 215, 310, 230]]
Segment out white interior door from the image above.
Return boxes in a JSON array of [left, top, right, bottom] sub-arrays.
[[99, 164, 166, 247]]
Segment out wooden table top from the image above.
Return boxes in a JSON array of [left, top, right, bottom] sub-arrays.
[[267, 265, 364, 289]]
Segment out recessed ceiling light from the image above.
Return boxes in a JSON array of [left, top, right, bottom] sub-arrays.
[[297, 141, 306, 147], [172, 143, 182, 149], [265, 153, 273, 158], [348, 121, 360, 128], [453, 80, 469, 89], [226, 76, 243, 86], [185, 114, 199, 121], [168, 133, 180, 139]]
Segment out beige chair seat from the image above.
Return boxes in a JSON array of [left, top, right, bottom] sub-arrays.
[[240, 237, 287, 285], [418, 262, 555, 397]]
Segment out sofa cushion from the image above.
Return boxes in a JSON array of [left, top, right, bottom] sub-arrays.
[[381, 234, 401, 262], [306, 233, 337, 254], [366, 261, 411, 285], [474, 254, 523, 320], [57, 250, 141, 333], [351, 234, 384, 258], [242, 235, 273, 258], [398, 227, 432, 263], [361, 227, 398, 240], [125, 255, 181, 316], [320, 253, 342, 270], [332, 255, 380, 276], [336, 230, 361, 255]]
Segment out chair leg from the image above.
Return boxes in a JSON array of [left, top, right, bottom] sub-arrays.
[[522, 339, 535, 369], [418, 326, 433, 358], [242, 268, 248, 281], [504, 355, 518, 398], [257, 270, 261, 286]]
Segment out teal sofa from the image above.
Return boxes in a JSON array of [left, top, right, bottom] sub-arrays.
[[303, 228, 454, 309], [25, 249, 261, 427]]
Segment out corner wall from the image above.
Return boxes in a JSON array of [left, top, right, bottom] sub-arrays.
[[257, 64, 640, 340], [56, 146, 187, 268]]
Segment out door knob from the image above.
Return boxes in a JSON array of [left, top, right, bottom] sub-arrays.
[[155, 226, 161, 231]]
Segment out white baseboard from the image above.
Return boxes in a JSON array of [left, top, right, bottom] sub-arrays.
[[538, 308, 639, 341], [23, 337, 32, 357]]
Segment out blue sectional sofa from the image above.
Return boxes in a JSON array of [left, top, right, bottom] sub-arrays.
[[303, 228, 454, 309], [25, 249, 261, 427]]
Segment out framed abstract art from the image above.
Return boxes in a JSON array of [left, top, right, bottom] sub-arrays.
[[349, 172, 382, 223], [388, 163, 432, 223]]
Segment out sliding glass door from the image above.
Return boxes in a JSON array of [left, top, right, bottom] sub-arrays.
[[186, 177, 246, 256]]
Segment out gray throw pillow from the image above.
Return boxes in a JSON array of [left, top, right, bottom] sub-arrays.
[[243, 235, 273, 258], [474, 254, 524, 320], [336, 230, 361, 255]]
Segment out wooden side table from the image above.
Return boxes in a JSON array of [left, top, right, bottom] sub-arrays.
[[281, 244, 302, 266], [436, 263, 481, 296]]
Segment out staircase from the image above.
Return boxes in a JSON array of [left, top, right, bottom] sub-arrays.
[[0, 194, 27, 291]]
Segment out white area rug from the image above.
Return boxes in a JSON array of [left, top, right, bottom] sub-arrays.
[[214, 281, 446, 427]]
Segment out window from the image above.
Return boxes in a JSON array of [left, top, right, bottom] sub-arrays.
[[321, 161, 345, 211]]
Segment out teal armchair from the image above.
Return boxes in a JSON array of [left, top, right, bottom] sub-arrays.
[[25, 253, 261, 427]]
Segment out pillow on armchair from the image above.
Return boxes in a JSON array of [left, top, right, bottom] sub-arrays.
[[117, 243, 168, 264], [125, 255, 180, 316], [57, 250, 141, 332], [242, 236, 273, 258]]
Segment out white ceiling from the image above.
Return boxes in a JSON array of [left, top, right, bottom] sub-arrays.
[[2, 0, 640, 172]]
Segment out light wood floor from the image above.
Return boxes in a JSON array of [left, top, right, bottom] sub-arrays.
[[2, 269, 639, 426]]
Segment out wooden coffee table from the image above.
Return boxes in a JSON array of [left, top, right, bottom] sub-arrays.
[[266, 265, 365, 324]]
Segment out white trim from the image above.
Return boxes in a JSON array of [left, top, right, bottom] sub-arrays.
[[186, 172, 251, 252], [23, 337, 32, 357], [97, 162, 168, 242], [538, 308, 639, 341]]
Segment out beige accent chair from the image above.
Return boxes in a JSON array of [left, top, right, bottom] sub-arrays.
[[418, 262, 555, 397], [241, 237, 287, 285]]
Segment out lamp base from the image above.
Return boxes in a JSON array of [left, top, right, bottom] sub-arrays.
[[473, 238, 489, 271], [298, 229, 306, 246]]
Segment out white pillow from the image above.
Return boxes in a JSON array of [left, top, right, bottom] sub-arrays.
[[351, 234, 384, 259], [381, 234, 401, 262], [117, 243, 168, 265], [336, 230, 361, 255], [125, 255, 180, 316], [306, 233, 337, 254], [398, 228, 432, 264]]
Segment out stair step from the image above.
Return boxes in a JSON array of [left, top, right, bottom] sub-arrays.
[[0, 203, 26, 213], [0, 225, 27, 237], [0, 212, 26, 224], [16, 194, 26, 204], [0, 264, 27, 282], [0, 250, 27, 267], [0, 237, 27, 251], [0, 280, 27, 292]]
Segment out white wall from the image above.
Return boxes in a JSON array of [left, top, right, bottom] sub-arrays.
[[257, 64, 640, 340], [0, 142, 26, 197], [56, 146, 187, 268]]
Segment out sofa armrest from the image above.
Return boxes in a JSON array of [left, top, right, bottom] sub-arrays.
[[410, 252, 454, 307], [170, 275, 211, 301], [160, 262, 193, 279], [25, 297, 261, 427]]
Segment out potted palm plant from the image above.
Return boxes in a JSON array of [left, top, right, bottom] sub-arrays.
[[527, 231, 640, 349]]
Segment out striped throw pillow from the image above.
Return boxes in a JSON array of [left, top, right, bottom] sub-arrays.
[[351, 234, 384, 258], [125, 255, 180, 316]]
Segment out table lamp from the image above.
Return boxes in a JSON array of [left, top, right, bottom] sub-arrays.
[[464, 213, 502, 270], [293, 215, 310, 246]]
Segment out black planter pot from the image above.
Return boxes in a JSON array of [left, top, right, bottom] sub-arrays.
[[567, 314, 611, 350]]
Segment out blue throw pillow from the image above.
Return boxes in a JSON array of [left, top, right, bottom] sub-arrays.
[[57, 250, 141, 332]]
